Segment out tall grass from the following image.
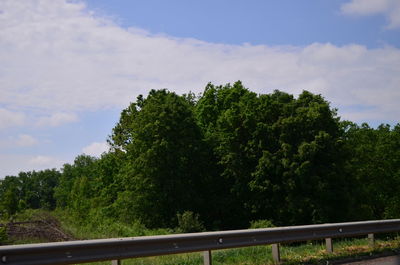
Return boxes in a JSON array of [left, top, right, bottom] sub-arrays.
[[53, 209, 173, 240], [4, 209, 400, 264]]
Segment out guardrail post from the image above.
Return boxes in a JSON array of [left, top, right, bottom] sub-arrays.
[[272, 243, 281, 263], [368, 233, 375, 248], [203, 250, 212, 265], [325, 238, 333, 253], [111, 260, 121, 265]]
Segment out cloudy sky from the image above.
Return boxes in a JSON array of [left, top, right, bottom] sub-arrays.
[[1, 0, 399, 177]]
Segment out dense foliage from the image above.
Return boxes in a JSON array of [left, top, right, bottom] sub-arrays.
[[1, 82, 399, 231]]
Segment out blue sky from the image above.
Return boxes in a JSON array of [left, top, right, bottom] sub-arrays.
[[85, 0, 400, 48], [0, 0, 399, 177]]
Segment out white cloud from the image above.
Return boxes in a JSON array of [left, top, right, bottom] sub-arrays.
[[28, 155, 62, 166], [0, 108, 25, 129], [0, 134, 38, 148], [341, 0, 400, 29], [341, 0, 390, 15], [36, 112, 78, 127], [16, 134, 38, 147], [82, 141, 109, 157], [0, 154, 68, 178], [0, 0, 399, 125], [0, 0, 399, 178]]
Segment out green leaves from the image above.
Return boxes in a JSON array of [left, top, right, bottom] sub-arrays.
[[195, 83, 347, 226], [2, 82, 399, 232], [109, 89, 207, 228], [343, 122, 400, 220]]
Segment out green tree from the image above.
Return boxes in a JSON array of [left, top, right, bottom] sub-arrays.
[[109, 89, 208, 228], [4, 81, 397, 232], [196, 83, 350, 227], [195, 81, 259, 228], [54, 155, 97, 209], [343, 122, 400, 219], [2, 189, 19, 217], [0, 176, 21, 217], [250, 91, 349, 225]]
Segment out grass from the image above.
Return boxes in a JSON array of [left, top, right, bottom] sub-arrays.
[[80, 236, 400, 265], [3, 210, 400, 264], [281, 237, 399, 264], [52, 209, 174, 240]]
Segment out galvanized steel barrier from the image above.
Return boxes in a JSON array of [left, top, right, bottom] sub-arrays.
[[1, 219, 400, 265]]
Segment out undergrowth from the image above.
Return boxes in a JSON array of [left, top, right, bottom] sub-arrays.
[[83, 237, 400, 265], [2, 209, 400, 264]]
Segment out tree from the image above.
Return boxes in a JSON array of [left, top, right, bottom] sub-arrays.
[[3, 82, 397, 231], [250, 91, 349, 225], [109, 89, 208, 227], [54, 155, 97, 209], [343, 122, 400, 219], [196, 83, 351, 227], [0, 176, 21, 217], [195, 81, 259, 228]]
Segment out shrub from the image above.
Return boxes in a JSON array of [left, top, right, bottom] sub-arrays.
[[0, 226, 8, 245], [176, 211, 205, 233], [249, 219, 275, 229]]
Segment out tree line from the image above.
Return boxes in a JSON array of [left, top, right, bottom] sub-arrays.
[[1, 81, 399, 231]]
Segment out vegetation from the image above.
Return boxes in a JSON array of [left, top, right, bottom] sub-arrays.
[[77, 236, 400, 265], [1, 81, 399, 240], [0, 226, 7, 245], [3, 210, 399, 264]]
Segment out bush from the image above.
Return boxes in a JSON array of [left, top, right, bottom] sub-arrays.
[[0, 226, 8, 245], [176, 211, 205, 233], [249, 219, 275, 229]]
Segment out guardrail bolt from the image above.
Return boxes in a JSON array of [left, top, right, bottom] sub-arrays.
[[218, 238, 223, 244], [1, 255, 6, 263]]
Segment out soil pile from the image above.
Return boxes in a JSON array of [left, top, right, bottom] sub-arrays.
[[0, 213, 74, 242]]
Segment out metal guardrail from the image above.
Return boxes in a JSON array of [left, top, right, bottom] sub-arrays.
[[0, 219, 399, 265]]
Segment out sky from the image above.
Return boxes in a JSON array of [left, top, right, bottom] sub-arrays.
[[0, 0, 399, 178]]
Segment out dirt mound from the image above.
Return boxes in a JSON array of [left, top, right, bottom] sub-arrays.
[[1, 213, 74, 242]]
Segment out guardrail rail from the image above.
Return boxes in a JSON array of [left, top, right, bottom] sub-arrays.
[[1, 219, 400, 265]]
